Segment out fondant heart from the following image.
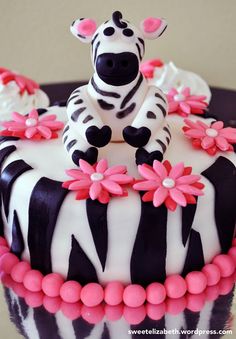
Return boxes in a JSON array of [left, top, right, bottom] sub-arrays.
[[86, 125, 112, 148], [143, 18, 162, 33], [123, 126, 151, 148], [135, 147, 163, 166], [72, 147, 98, 165]]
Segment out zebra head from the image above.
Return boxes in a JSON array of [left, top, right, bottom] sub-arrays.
[[70, 11, 167, 86]]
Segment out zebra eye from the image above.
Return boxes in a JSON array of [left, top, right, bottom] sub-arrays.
[[123, 28, 134, 37], [103, 27, 115, 36]]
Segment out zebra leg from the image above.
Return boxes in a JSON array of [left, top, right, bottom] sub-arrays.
[[135, 122, 171, 165], [62, 123, 98, 166]]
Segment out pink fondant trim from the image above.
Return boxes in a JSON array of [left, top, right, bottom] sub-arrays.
[[75, 19, 97, 37], [0, 236, 235, 309], [142, 17, 162, 33]]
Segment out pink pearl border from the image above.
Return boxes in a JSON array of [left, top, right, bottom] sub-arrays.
[[0, 236, 235, 308]]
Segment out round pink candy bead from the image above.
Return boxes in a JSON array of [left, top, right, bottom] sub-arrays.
[[164, 275, 187, 299], [186, 271, 207, 294], [80, 283, 104, 307], [60, 280, 81, 303], [42, 273, 64, 297], [0, 237, 7, 247], [186, 292, 206, 312], [23, 270, 43, 292], [104, 281, 124, 305], [218, 276, 234, 295], [123, 284, 146, 307], [0, 252, 19, 274], [61, 301, 81, 320], [123, 305, 146, 325], [105, 304, 123, 321], [81, 304, 105, 324], [0, 246, 10, 257], [146, 302, 166, 320], [213, 254, 235, 277], [25, 290, 44, 308], [202, 264, 221, 286], [166, 297, 186, 315], [205, 285, 220, 301], [228, 247, 236, 264], [11, 261, 31, 283], [43, 296, 61, 313], [146, 282, 166, 304]]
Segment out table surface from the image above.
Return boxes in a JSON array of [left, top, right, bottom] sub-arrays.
[[0, 82, 235, 338]]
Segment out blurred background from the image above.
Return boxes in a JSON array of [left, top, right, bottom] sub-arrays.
[[0, 0, 235, 89]]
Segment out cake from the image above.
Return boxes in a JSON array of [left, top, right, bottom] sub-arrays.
[[0, 11, 235, 305]]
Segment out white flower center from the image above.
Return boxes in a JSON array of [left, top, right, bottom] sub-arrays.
[[25, 118, 37, 127], [90, 172, 104, 182], [174, 93, 186, 102], [205, 128, 218, 137], [162, 177, 175, 188]]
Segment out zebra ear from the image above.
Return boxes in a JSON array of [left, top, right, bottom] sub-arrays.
[[70, 18, 97, 43], [140, 17, 167, 40]]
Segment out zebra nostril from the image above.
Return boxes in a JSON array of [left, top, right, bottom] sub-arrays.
[[121, 60, 129, 68], [106, 59, 114, 68]]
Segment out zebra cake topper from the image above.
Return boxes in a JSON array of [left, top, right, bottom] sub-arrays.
[[64, 11, 170, 166]]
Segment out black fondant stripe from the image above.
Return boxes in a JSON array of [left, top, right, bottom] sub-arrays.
[[0, 136, 19, 145], [156, 139, 166, 153], [36, 108, 48, 115], [138, 37, 145, 52], [120, 74, 143, 109], [156, 103, 166, 117], [67, 235, 98, 285], [91, 33, 99, 46], [91, 77, 121, 98], [83, 115, 93, 124], [63, 125, 69, 135], [71, 107, 86, 121], [97, 99, 114, 110], [101, 323, 110, 339], [18, 296, 29, 320], [182, 199, 198, 246], [10, 210, 24, 259], [116, 102, 136, 119], [182, 229, 205, 276], [74, 98, 83, 105], [136, 43, 142, 60], [163, 126, 171, 138], [131, 315, 165, 339], [155, 92, 166, 103], [202, 156, 236, 253], [166, 136, 170, 144], [73, 317, 95, 339], [131, 200, 167, 285], [86, 199, 108, 271], [184, 309, 200, 336], [66, 139, 77, 151], [0, 160, 32, 218], [67, 94, 79, 106], [93, 41, 100, 63], [147, 111, 156, 119], [34, 306, 61, 339], [63, 135, 68, 144], [28, 177, 68, 274]]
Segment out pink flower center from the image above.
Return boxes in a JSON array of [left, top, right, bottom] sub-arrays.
[[25, 118, 38, 127], [90, 172, 104, 182], [162, 177, 175, 188], [174, 93, 186, 102], [205, 128, 218, 138]]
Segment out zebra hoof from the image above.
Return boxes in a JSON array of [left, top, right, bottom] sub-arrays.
[[72, 147, 98, 166], [123, 126, 151, 147], [135, 148, 163, 166], [86, 125, 112, 148]]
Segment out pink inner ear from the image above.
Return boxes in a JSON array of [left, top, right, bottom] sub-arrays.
[[76, 19, 97, 37], [143, 17, 162, 33]]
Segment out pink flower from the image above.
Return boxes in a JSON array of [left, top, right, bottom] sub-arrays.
[[62, 159, 134, 204], [140, 59, 164, 78], [183, 119, 236, 156], [133, 160, 204, 211], [167, 87, 208, 117], [0, 109, 64, 140], [0, 67, 39, 95]]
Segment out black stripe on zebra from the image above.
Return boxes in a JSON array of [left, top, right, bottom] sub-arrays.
[[63, 135, 68, 144], [155, 92, 166, 104], [182, 229, 205, 276], [163, 126, 171, 138], [33, 306, 61, 339], [93, 41, 101, 63], [97, 99, 114, 110], [71, 107, 86, 121], [83, 115, 93, 124], [136, 43, 142, 60], [131, 199, 167, 285], [0, 136, 19, 144], [182, 199, 198, 246], [120, 73, 143, 109], [166, 136, 170, 144], [116, 102, 136, 119], [202, 156, 236, 253], [74, 98, 83, 105], [138, 37, 145, 52], [63, 125, 69, 135], [156, 103, 166, 117], [0, 145, 17, 235], [156, 139, 166, 153], [28, 177, 68, 274], [86, 199, 108, 271], [0, 160, 32, 218], [184, 309, 200, 336], [36, 108, 48, 115], [67, 94, 79, 106], [66, 139, 77, 151], [91, 33, 99, 46], [67, 235, 98, 285], [101, 323, 110, 339], [10, 210, 24, 259], [91, 77, 121, 98], [72, 317, 95, 339], [146, 111, 156, 119]]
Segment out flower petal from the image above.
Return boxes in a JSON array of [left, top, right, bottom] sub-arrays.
[[219, 127, 236, 142], [29, 109, 39, 120], [40, 120, 64, 130], [40, 114, 57, 121], [69, 180, 91, 190], [186, 101, 207, 109], [215, 136, 230, 151], [79, 159, 95, 175], [182, 87, 190, 96], [201, 136, 215, 149], [211, 121, 224, 130], [142, 191, 155, 202], [180, 102, 191, 114], [176, 174, 201, 185], [165, 196, 177, 211], [169, 188, 187, 206], [96, 159, 108, 173], [37, 125, 52, 139], [108, 174, 133, 184], [104, 165, 127, 176], [98, 190, 110, 204], [185, 129, 205, 138], [66, 169, 89, 180], [169, 162, 184, 179], [12, 112, 26, 123], [133, 180, 159, 191], [138, 164, 159, 180], [153, 160, 167, 179], [168, 101, 179, 112], [25, 127, 37, 138], [89, 182, 102, 200], [153, 186, 168, 207], [177, 184, 204, 196], [75, 189, 89, 200], [101, 180, 123, 195]]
